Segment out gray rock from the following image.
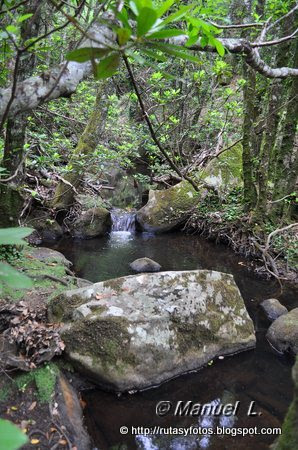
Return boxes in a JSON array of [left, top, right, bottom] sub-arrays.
[[70, 207, 111, 239], [136, 180, 202, 233], [130, 257, 161, 273], [266, 308, 298, 355], [260, 298, 288, 322], [49, 270, 256, 392]]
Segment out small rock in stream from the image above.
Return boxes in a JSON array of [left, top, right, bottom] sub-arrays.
[[260, 298, 288, 322], [130, 257, 161, 273]]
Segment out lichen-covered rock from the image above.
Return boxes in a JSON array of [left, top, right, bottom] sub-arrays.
[[266, 308, 298, 355], [274, 358, 298, 450], [70, 207, 111, 239], [260, 298, 288, 322], [130, 257, 161, 273], [199, 143, 242, 196], [136, 180, 201, 233], [49, 270, 256, 392]]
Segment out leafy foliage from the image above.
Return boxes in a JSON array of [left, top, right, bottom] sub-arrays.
[[0, 419, 28, 450], [0, 228, 33, 292]]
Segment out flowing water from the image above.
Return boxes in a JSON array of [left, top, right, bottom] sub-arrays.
[[46, 225, 297, 450]]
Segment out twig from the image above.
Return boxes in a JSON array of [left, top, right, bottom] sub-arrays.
[[122, 54, 200, 192]]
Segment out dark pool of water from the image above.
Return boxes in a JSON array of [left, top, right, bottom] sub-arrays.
[[46, 231, 297, 450]]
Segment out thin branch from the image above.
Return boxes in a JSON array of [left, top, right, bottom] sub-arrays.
[[208, 20, 263, 30], [252, 28, 298, 47], [267, 4, 298, 32], [122, 53, 200, 192]]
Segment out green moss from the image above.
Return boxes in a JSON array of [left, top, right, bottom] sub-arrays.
[[14, 363, 59, 403], [62, 316, 137, 369]]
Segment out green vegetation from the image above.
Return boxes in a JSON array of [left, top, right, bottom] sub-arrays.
[[15, 363, 59, 403]]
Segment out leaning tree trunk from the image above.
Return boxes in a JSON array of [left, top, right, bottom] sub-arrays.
[[51, 83, 108, 211], [272, 37, 298, 220], [257, 25, 295, 215]]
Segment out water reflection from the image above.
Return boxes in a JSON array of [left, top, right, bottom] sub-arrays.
[[44, 231, 297, 450]]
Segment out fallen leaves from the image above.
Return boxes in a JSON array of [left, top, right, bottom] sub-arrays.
[[0, 301, 65, 370]]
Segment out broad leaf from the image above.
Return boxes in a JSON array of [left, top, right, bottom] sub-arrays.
[[157, 0, 177, 18], [0, 262, 33, 289], [137, 7, 157, 37], [117, 28, 132, 46], [66, 47, 111, 63], [17, 13, 33, 23], [151, 42, 201, 63], [141, 47, 167, 61], [209, 36, 225, 56], [161, 4, 195, 26], [0, 227, 33, 245], [95, 53, 120, 79], [148, 28, 186, 39], [0, 419, 28, 450]]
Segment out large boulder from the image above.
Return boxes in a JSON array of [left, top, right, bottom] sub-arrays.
[[130, 257, 161, 273], [49, 270, 256, 392], [25, 210, 63, 241], [266, 308, 298, 355], [136, 180, 201, 233], [70, 207, 111, 239]]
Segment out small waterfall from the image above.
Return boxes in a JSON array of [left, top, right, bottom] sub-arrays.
[[111, 209, 136, 232]]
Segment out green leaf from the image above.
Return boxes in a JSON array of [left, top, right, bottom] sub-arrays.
[[150, 42, 201, 63], [95, 53, 120, 79], [0, 262, 32, 289], [157, 0, 177, 18], [0, 419, 28, 450], [116, 8, 130, 29], [66, 47, 111, 63], [211, 37, 225, 56], [117, 28, 131, 46], [141, 48, 167, 61], [6, 25, 18, 34], [148, 28, 186, 39], [161, 4, 195, 26], [185, 32, 199, 47], [137, 7, 157, 37], [17, 13, 33, 23], [0, 227, 33, 245]]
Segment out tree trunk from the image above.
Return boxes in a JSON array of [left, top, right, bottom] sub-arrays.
[[51, 83, 108, 211], [272, 37, 298, 219]]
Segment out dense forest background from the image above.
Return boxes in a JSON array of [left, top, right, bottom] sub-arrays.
[[0, 0, 297, 277]]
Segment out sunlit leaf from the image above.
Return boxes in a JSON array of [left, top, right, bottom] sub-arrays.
[[157, 0, 177, 18], [17, 14, 33, 23], [141, 47, 167, 61], [137, 7, 157, 37], [161, 4, 195, 26]]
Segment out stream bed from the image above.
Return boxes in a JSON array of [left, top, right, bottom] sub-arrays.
[[46, 231, 297, 450]]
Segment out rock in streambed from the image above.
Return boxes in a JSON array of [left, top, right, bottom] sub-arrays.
[[130, 257, 161, 273], [49, 270, 256, 392]]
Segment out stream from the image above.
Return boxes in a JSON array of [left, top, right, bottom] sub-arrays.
[[45, 225, 297, 450]]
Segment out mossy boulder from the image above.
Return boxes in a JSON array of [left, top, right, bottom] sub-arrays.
[[274, 358, 298, 450], [266, 308, 298, 355], [70, 207, 111, 239], [25, 210, 63, 241], [199, 143, 242, 196], [49, 270, 256, 392], [136, 180, 202, 233]]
